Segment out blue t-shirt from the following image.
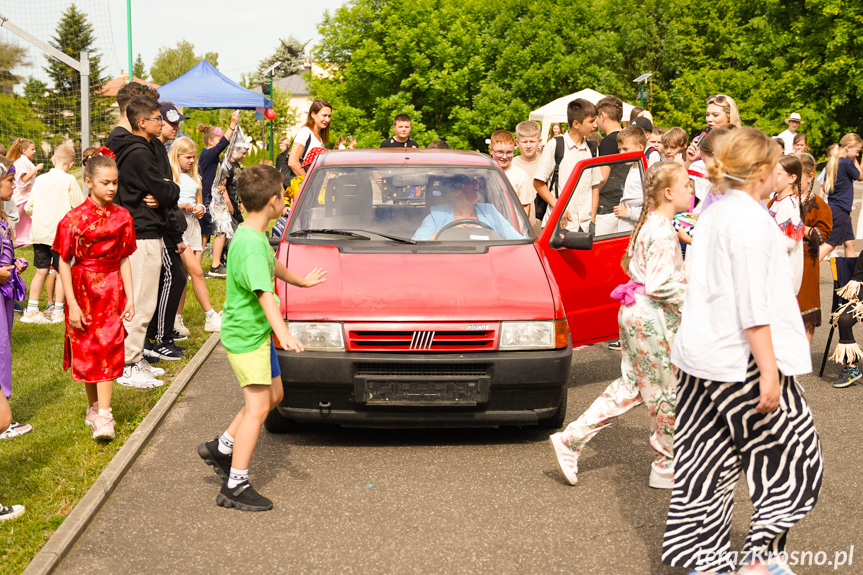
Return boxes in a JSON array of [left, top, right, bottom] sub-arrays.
[[827, 157, 861, 213]]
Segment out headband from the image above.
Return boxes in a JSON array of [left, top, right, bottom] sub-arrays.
[[801, 163, 816, 174], [0, 163, 15, 178], [82, 146, 116, 166]]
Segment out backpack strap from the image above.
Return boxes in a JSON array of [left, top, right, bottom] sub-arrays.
[[548, 135, 566, 198], [587, 139, 598, 158]]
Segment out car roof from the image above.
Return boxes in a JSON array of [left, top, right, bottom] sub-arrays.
[[316, 149, 497, 168]]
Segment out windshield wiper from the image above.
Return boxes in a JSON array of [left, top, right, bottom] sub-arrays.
[[289, 228, 416, 244], [289, 229, 371, 240]]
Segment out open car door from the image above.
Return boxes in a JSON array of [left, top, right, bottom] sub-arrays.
[[536, 151, 647, 346]]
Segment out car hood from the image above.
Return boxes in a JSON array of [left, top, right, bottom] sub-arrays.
[[281, 243, 554, 321]]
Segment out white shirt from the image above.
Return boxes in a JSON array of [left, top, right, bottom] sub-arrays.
[[512, 155, 540, 181], [671, 189, 811, 381], [768, 194, 804, 294], [617, 166, 643, 230], [688, 159, 711, 203], [534, 132, 601, 231], [503, 163, 534, 206], [24, 168, 85, 245], [178, 172, 199, 205], [776, 129, 796, 154], [294, 126, 323, 156]]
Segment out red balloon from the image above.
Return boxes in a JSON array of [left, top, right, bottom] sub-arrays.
[[264, 108, 276, 120]]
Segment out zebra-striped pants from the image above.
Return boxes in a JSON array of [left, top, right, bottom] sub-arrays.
[[662, 361, 823, 571]]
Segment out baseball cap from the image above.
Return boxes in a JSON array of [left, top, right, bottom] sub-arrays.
[[159, 101, 190, 125], [629, 116, 653, 133]]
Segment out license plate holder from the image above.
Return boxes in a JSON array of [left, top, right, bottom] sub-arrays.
[[361, 380, 482, 406]]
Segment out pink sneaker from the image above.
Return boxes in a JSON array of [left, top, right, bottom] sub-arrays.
[[549, 432, 579, 485], [92, 410, 115, 441], [85, 402, 98, 428]]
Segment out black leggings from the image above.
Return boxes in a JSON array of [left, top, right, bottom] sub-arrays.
[[146, 245, 185, 344], [837, 306, 857, 344]]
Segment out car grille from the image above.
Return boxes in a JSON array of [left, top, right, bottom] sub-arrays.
[[345, 322, 499, 352], [355, 363, 491, 377]]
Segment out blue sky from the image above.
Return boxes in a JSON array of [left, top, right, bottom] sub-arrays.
[[2, 0, 347, 84]]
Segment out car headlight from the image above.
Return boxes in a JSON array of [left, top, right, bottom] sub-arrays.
[[286, 322, 345, 351], [499, 321, 556, 350]]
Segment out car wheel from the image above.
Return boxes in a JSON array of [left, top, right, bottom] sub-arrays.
[[264, 407, 298, 433], [538, 387, 568, 429]]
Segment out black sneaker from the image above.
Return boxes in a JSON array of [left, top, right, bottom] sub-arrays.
[[143, 339, 161, 361], [216, 480, 273, 512], [171, 330, 188, 342], [833, 364, 861, 388], [207, 264, 227, 278], [197, 438, 232, 480], [607, 339, 622, 351], [149, 342, 184, 361], [162, 339, 187, 354]]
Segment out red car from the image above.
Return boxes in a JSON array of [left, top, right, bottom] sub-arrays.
[[268, 148, 645, 430]]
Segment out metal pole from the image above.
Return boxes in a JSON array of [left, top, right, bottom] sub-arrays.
[[80, 50, 90, 151], [127, 0, 133, 80], [269, 74, 274, 163]]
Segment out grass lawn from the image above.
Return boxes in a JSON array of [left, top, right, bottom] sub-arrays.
[[0, 245, 226, 575]]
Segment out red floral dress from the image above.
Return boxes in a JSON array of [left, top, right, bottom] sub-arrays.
[[52, 198, 136, 382]]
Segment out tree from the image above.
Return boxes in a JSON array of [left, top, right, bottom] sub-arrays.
[[150, 40, 218, 85], [251, 37, 308, 85], [133, 53, 148, 80], [0, 40, 29, 96], [38, 3, 112, 146]]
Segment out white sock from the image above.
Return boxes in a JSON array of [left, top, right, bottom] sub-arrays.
[[98, 408, 112, 417], [205, 309, 217, 320], [55, 303, 64, 313], [227, 467, 248, 489], [26, 300, 38, 313], [175, 314, 183, 321], [217, 431, 234, 455]]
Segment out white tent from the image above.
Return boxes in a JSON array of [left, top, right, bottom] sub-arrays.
[[528, 89, 639, 144]]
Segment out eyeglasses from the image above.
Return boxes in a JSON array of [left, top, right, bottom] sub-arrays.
[[706, 95, 728, 105], [144, 116, 164, 124], [491, 150, 514, 158]]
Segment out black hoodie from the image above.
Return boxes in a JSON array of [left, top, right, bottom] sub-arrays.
[[105, 126, 180, 239]]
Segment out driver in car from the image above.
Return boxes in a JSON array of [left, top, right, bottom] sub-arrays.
[[412, 174, 524, 241]]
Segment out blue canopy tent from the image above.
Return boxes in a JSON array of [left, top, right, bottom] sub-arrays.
[[157, 60, 272, 109]]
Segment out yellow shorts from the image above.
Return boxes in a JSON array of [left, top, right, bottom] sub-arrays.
[[225, 339, 280, 387]]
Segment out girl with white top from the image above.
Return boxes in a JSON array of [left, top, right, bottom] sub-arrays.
[[7, 138, 44, 246], [288, 99, 332, 179], [662, 128, 822, 575], [767, 155, 804, 294], [169, 138, 221, 334], [550, 161, 690, 489]]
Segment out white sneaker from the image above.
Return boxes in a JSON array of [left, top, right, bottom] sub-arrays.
[[648, 466, 674, 489], [174, 316, 190, 337], [92, 410, 116, 441], [49, 309, 65, 324], [116, 363, 161, 389], [204, 312, 221, 332], [138, 357, 165, 378], [549, 432, 579, 485], [20, 309, 50, 324], [0, 504, 25, 522]]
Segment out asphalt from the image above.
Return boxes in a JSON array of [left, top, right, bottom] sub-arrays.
[[43, 186, 863, 575]]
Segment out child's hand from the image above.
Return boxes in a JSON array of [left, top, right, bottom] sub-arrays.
[[280, 333, 305, 353], [68, 303, 89, 330], [613, 203, 627, 218], [122, 299, 134, 322], [756, 371, 781, 413], [230, 110, 240, 129], [143, 194, 160, 208], [35, 163, 44, 171], [14, 259, 27, 273], [193, 204, 205, 218], [677, 229, 693, 245], [302, 268, 327, 287], [0, 265, 13, 284], [685, 144, 699, 164]]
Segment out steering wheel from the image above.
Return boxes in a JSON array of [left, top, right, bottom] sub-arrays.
[[436, 219, 498, 241]]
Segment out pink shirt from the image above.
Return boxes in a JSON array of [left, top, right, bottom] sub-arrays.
[[12, 156, 36, 205]]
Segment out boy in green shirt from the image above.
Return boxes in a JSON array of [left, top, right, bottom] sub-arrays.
[[198, 165, 325, 511]]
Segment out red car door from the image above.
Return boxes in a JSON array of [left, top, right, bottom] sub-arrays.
[[536, 152, 647, 346]]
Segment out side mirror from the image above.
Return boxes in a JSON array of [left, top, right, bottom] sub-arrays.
[[269, 234, 282, 247], [551, 231, 593, 250]]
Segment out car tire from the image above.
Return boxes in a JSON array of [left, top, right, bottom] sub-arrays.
[[264, 407, 298, 433], [538, 387, 568, 429]]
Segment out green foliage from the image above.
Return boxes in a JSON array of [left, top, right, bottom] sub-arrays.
[[0, 93, 47, 149], [133, 53, 148, 80], [250, 37, 308, 85], [0, 40, 29, 96], [150, 40, 219, 85], [36, 3, 113, 148], [311, 0, 862, 156]]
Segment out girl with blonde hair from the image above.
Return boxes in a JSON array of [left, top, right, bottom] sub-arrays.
[[663, 127, 822, 575], [550, 161, 690, 489], [819, 133, 863, 259], [169, 137, 221, 334]]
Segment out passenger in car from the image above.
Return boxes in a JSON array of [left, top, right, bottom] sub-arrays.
[[411, 174, 523, 241]]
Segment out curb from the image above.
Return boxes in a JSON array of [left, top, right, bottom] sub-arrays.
[[22, 332, 222, 575]]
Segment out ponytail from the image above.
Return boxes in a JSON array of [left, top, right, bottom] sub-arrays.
[[824, 133, 863, 195], [7, 138, 33, 162]]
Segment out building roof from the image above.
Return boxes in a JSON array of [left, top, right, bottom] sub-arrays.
[[101, 73, 160, 98]]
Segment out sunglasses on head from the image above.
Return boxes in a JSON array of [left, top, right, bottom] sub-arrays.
[[0, 164, 15, 178], [707, 95, 728, 105]]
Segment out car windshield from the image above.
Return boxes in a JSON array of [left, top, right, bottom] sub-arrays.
[[287, 166, 532, 245]]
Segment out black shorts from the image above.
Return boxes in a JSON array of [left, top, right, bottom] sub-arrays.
[[33, 244, 60, 270], [827, 208, 854, 246], [200, 210, 212, 237]]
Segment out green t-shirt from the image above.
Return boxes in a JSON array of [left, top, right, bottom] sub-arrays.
[[221, 225, 279, 354]]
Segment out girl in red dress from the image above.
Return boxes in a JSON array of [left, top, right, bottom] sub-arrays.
[[53, 150, 136, 441]]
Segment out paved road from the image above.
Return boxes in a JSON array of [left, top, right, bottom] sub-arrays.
[[56, 186, 863, 574]]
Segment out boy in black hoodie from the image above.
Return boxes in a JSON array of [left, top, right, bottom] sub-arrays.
[[105, 95, 180, 389]]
